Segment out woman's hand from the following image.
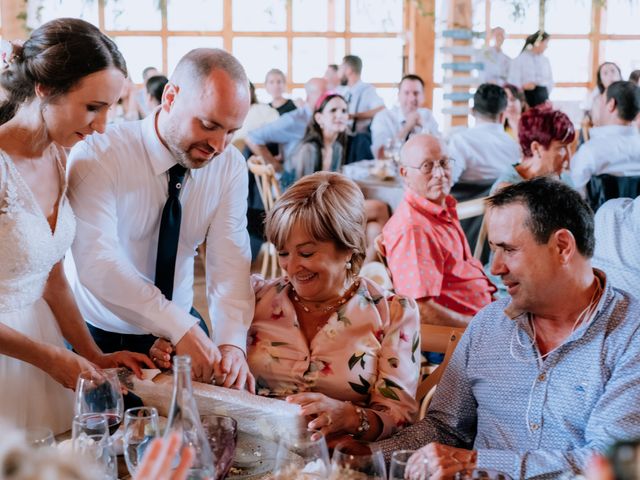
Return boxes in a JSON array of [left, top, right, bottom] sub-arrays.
[[286, 392, 358, 439], [43, 346, 98, 390], [149, 338, 174, 369], [93, 351, 156, 378], [134, 432, 194, 480]]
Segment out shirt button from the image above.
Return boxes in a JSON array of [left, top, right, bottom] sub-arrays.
[[530, 423, 540, 431], [176, 182, 182, 189], [538, 373, 546, 382]]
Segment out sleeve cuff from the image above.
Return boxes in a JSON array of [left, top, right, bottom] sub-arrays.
[[476, 449, 519, 479], [163, 304, 199, 345]]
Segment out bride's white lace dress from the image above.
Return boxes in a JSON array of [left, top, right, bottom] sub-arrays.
[[0, 148, 76, 434]]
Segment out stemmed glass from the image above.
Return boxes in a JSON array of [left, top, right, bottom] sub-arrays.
[[123, 407, 160, 476], [273, 431, 330, 479], [72, 413, 117, 480], [75, 369, 124, 435], [389, 450, 429, 480], [25, 427, 55, 448], [201, 414, 238, 480], [330, 439, 386, 479]]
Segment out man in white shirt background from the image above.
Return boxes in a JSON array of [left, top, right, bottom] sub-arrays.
[[478, 27, 511, 86], [449, 83, 521, 185], [370, 74, 440, 159], [570, 80, 640, 196], [68, 48, 255, 390]]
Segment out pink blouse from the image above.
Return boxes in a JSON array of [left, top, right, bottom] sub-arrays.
[[247, 276, 420, 439]]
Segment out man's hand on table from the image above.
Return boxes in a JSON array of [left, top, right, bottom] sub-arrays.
[[174, 324, 222, 383], [406, 442, 477, 480]]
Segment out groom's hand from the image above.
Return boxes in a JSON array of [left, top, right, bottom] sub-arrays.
[[218, 345, 255, 394], [175, 324, 221, 382]]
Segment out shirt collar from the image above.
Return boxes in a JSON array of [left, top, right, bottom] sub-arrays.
[[142, 108, 197, 179], [589, 124, 638, 139], [473, 122, 505, 132], [404, 188, 458, 221]]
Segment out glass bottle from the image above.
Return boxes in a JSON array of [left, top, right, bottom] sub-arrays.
[[165, 355, 216, 479]]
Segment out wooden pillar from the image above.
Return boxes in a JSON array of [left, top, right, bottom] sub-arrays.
[[407, 0, 436, 109], [447, 0, 472, 127], [1, 0, 28, 40]]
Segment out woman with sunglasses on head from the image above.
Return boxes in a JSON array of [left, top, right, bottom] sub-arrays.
[[0, 18, 153, 435]]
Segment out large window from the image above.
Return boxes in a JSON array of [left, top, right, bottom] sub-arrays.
[[31, 0, 406, 106]]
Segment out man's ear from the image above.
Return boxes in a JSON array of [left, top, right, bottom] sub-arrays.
[[606, 97, 617, 115], [553, 228, 577, 265], [162, 82, 179, 113]]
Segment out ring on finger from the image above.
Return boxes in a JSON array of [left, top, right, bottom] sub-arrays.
[[324, 412, 333, 425]]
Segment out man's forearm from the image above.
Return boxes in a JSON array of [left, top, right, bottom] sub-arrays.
[[418, 299, 471, 328], [352, 106, 385, 121], [244, 139, 282, 171]]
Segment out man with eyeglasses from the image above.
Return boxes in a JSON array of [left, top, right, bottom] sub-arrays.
[[381, 134, 496, 328]]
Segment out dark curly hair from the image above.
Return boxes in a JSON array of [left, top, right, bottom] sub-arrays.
[[0, 17, 127, 125]]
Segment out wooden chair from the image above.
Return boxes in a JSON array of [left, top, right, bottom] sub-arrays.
[[417, 325, 465, 419], [247, 156, 282, 279], [456, 196, 488, 260]]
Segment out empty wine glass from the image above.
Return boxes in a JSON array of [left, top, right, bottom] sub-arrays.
[[75, 369, 124, 435], [390, 450, 429, 480], [25, 427, 55, 448], [330, 439, 386, 479], [201, 414, 238, 480], [72, 413, 117, 480], [273, 431, 330, 479], [124, 407, 160, 476]]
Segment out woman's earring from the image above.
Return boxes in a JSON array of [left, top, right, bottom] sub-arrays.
[[345, 261, 352, 271]]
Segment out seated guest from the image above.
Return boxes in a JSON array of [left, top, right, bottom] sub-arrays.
[[449, 83, 520, 185], [145, 74, 168, 111], [324, 63, 340, 90], [383, 135, 496, 327], [232, 82, 279, 152], [630, 69, 640, 86], [264, 68, 297, 115], [370, 74, 440, 159], [592, 195, 640, 297], [378, 178, 640, 478], [570, 80, 640, 195], [503, 83, 525, 139], [491, 106, 575, 194], [580, 62, 622, 142], [152, 172, 420, 441], [245, 77, 327, 170]]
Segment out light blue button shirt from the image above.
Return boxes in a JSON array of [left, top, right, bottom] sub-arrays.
[[246, 105, 312, 161], [377, 274, 640, 478]]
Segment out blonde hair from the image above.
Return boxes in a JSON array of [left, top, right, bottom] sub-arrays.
[[265, 172, 366, 275]]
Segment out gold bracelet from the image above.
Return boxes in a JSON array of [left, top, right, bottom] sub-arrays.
[[348, 402, 370, 437]]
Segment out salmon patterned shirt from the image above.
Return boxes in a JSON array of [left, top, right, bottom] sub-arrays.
[[247, 276, 420, 440]]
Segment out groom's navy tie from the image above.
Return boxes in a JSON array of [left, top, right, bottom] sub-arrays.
[[155, 164, 187, 301]]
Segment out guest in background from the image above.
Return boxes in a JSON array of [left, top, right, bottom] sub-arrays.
[[370, 74, 440, 159], [570, 80, 640, 196], [383, 135, 496, 328], [324, 63, 341, 90], [265, 68, 296, 116], [379, 178, 640, 479], [152, 172, 420, 442], [0, 18, 152, 435], [503, 83, 525, 139], [145, 74, 168, 111], [232, 82, 279, 152], [479, 27, 511, 86], [629, 69, 640, 85], [449, 83, 520, 185], [581, 62, 622, 142], [132, 66, 160, 119], [508, 31, 553, 105]]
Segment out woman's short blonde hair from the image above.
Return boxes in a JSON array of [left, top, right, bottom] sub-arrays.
[[265, 172, 367, 275]]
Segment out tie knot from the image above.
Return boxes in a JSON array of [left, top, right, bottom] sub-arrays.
[[168, 164, 187, 196]]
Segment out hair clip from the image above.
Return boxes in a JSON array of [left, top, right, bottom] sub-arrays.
[[0, 39, 23, 70]]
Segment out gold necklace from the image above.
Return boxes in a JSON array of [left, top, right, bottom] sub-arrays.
[[291, 279, 361, 314]]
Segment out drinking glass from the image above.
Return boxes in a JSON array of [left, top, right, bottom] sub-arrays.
[[455, 470, 513, 480], [72, 413, 117, 480], [273, 431, 330, 479], [75, 369, 124, 435], [123, 407, 160, 476], [201, 414, 238, 480], [389, 450, 429, 480], [330, 439, 386, 480], [25, 427, 55, 448]]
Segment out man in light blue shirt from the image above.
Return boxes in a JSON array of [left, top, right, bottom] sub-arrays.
[[377, 178, 640, 479], [245, 77, 326, 169], [570, 80, 640, 195]]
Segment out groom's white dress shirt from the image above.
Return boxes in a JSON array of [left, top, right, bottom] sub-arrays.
[[67, 110, 254, 349]]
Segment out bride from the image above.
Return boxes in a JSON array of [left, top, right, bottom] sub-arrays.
[[0, 18, 153, 434]]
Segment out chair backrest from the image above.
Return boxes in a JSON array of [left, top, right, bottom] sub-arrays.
[[247, 156, 282, 278], [417, 325, 465, 419], [456, 196, 488, 260], [586, 174, 640, 212]]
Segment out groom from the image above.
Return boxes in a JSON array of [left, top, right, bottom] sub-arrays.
[[67, 48, 255, 390]]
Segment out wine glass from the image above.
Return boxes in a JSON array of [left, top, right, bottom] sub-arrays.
[[75, 369, 124, 435], [201, 414, 238, 480], [330, 439, 386, 479], [455, 470, 513, 480], [25, 427, 55, 448], [123, 407, 160, 476], [389, 450, 429, 480], [273, 431, 330, 479], [72, 413, 117, 480]]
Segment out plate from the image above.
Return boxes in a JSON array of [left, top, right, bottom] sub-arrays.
[[227, 431, 277, 479]]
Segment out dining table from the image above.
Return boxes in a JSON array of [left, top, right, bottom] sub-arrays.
[[342, 160, 404, 212]]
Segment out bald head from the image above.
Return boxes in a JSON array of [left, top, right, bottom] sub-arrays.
[[305, 77, 328, 109], [401, 134, 445, 168], [171, 48, 249, 94], [400, 134, 451, 204]]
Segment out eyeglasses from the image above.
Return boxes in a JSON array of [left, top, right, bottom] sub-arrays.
[[402, 157, 454, 175]]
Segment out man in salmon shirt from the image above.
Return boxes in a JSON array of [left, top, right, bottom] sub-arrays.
[[382, 134, 496, 327]]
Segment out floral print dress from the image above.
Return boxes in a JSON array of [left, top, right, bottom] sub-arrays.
[[247, 276, 421, 440]]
